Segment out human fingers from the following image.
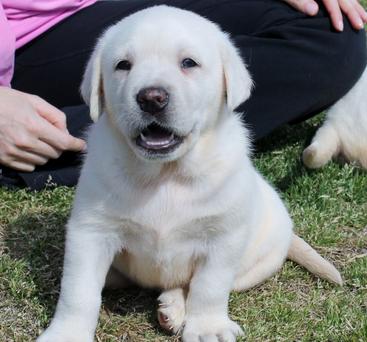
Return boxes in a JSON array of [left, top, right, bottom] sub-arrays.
[[0, 127, 62, 160], [322, 0, 344, 31], [0, 134, 62, 172], [339, 0, 366, 30], [0, 140, 52, 171], [10, 149, 49, 166], [24, 93, 86, 153], [355, 1, 367, 23], [284, 0, 366, 31], [0, 144, 38, 172], [0, 88, 77, 171], [283, 0, 319, 16], [6, 160, 37, 172], [32, 140, 62, 160], [37, 118, 86, 152], [24, 93, 68, 131]]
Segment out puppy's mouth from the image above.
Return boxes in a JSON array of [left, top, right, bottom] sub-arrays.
[[135, 123, 184, 153]]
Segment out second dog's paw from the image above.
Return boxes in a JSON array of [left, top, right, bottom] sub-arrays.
[[303, 143, 322, 169], [182, 315, 243, 342], [157, 288, 186, 334], [302, 142, 332, 169]]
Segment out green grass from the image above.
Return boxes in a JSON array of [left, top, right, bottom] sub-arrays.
[[1, 114, 366, 342]]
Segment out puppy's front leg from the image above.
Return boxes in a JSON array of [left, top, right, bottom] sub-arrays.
[[38, 225, 120, 342], [183, 246, 244, 342]]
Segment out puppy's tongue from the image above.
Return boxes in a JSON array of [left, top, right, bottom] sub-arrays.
[[139, 124, 175, 149]]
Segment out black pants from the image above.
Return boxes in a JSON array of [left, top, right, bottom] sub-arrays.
[[7, 0, 367, 189]]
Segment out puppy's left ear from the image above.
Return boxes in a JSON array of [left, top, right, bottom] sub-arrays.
[[80, 40, 105, 122], [220, 33, 253, 111]]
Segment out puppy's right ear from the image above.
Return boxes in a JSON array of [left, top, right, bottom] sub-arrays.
[[80, 43, 104, 122]]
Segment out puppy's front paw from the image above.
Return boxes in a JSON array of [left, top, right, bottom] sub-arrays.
[[182, 315, 243, 342], [37, 321, 93, 342], [157, 288, 186, 334]]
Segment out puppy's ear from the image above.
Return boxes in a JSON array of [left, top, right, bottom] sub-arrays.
[[80, 42, 104, 122], [220, 33, 253, 111]]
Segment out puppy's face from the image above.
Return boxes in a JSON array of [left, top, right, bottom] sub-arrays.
[[81, 6, 252, 162], [102, 15, 223, 161]]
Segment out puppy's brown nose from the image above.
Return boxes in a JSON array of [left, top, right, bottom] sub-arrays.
[[136, 87, 169, 114]]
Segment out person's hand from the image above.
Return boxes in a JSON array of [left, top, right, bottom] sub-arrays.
[[283, 0, 367, 31], [0, 87, 86, 172]]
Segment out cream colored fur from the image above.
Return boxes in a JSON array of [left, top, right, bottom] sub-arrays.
[[303, 67, 367, 169], [38, 6, 342, 342]]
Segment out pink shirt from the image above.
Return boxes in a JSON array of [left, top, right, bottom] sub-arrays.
[[0, 0, 97, 86]]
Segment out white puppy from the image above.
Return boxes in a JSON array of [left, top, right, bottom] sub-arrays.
[[303, 67, 367, 169], [38, 6, 342, 342]]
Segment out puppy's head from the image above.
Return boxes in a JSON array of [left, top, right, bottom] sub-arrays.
[[81, 6, 252, 162]]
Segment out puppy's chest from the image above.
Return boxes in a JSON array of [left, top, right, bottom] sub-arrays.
[[112, 216, 219, 288], [107, 180, 233, 288], [112, 201, 224, 288], [110, 180, 225, 242]]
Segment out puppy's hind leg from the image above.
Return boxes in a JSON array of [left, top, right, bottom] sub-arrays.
[[303, 123, 340, 169], [233, 249, 287, 291], [104, 266, 132, 290], [157, 288, 186, 334]]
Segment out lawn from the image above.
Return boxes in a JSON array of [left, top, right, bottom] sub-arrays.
[[1, 8, 367, 342]]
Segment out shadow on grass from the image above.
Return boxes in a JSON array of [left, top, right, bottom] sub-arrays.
[[102, 287, 161, 330], [252, 120, 321, 192], [275, 159, 308, 193], [254, 119, 319, 154], [3, 211, 67, 311], [2, 210, 163, 328]]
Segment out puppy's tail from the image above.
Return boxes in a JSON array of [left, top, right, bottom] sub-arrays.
[[287, 233, 343, 285]]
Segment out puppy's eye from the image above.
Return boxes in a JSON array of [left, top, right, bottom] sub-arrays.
[[181, 58, 198, 69], [116, 60, 132, 71]]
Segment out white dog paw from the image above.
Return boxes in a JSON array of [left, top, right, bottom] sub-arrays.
[[302, 142, 330, 169], [157, 288, 186, 334], [37, 321, 93, 342], [37, 331, 90, 342], [302, 121, 340, 169], [182, 315, 244, 342]]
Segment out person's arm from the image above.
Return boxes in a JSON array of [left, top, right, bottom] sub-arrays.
[[0, 4, 85, 172], [0, 2, 15, 87], [283, 0, 367, 31]]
